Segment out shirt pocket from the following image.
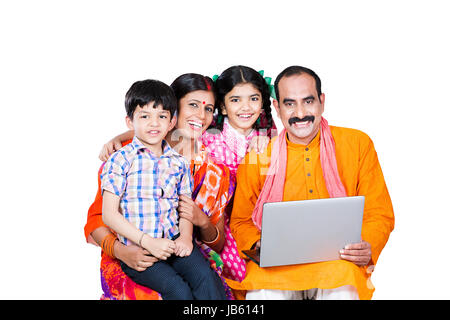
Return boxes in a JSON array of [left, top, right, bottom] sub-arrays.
[[157, 165, 181, 199]]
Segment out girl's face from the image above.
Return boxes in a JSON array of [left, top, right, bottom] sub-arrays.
[[175, 90, 215, 139], [222, 82, 262, 135]]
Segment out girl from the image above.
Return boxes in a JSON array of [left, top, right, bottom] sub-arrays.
[[202, 65, 277, 181], [201, 65, 277, 282]]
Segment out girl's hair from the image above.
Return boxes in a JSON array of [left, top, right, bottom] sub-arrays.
[[213, 65, 273, 132]]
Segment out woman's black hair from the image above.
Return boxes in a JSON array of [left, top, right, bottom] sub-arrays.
[[213, 65, 273, 132], [170, 73, 216, 129]]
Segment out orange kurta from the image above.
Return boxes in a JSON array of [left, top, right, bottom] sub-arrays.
[[228, 126, 394, 300]]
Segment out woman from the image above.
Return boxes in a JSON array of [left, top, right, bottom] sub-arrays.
[[85, 73, 235, 299]]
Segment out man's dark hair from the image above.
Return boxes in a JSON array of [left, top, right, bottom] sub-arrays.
[[274, 66, 322, 103], [125, 79, 177, 119]]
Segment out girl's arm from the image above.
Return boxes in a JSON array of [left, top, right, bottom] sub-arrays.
[[99, 130, 134, 161]]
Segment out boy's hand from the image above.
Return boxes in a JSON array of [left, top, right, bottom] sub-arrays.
[[174, 235, 193, 257], [99, 138, 122, 162], [247, 136, 270, 154], [115, 242, 159, 272], [141, 235, 175, 260]]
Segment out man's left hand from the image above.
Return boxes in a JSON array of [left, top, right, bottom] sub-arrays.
[[339, 240, 372, 266]]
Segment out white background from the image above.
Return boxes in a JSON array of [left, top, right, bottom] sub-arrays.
[[1, 0, 449, 299]]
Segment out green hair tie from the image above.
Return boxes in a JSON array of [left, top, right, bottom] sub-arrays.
[[212, 74, 219, 82], [259, 70, 276, 100]]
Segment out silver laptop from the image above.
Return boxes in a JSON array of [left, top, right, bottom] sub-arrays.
[[242, 196, 364, 267]]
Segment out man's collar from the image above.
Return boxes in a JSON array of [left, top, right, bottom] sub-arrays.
[[285, 129, 321, 149]]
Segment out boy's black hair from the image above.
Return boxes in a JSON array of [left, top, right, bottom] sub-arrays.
[[125, 79, 177, 119], [213, 65, 273, 132], [274, 66, 322, 103]]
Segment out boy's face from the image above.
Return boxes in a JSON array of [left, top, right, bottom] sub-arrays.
[[126, 102, 176, 156]]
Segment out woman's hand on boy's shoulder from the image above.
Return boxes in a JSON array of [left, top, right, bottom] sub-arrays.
[[99, 138, 123, 162]]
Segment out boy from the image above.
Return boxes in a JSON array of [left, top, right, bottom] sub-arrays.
[[101, 79, 226, 300]]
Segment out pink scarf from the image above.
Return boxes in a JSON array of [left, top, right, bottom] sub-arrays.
[[252, 117, 347, 230]]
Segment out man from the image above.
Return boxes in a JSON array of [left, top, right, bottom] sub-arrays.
[[227, 66, 394, 300]]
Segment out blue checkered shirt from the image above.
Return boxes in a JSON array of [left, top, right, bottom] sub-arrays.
[[101, 137, 193, 244]]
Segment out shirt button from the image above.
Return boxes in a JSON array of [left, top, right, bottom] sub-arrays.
[[305, 148, 309, 151], [309, 189, 313, 193], [306, 158, 310, 161], [307, 173, 311, 176]]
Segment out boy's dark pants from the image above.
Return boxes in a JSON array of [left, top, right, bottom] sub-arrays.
[[121, 242, 226, 300]]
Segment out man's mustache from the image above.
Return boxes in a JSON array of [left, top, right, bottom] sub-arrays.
[[288, 116, 315, 126]]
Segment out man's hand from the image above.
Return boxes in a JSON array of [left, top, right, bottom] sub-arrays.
[[339, 240, 372, 266]]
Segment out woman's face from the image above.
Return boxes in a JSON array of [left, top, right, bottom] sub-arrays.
[[175, 90, 215, 139], [222, 82, 263, 135]]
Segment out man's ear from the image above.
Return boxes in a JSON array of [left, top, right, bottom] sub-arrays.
[[319, 93, 325, 114], [273, 99, 281, 119], [125, 116, 134, 130]]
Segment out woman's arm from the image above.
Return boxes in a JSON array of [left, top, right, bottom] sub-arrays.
[[178, 195, 225, 252], [201, 214, 225, 252], [99, 129, 134, 161], [90, 226, 158, 272]]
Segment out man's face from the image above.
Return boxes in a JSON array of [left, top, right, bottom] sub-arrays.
[[273, 73, 325, 145]]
